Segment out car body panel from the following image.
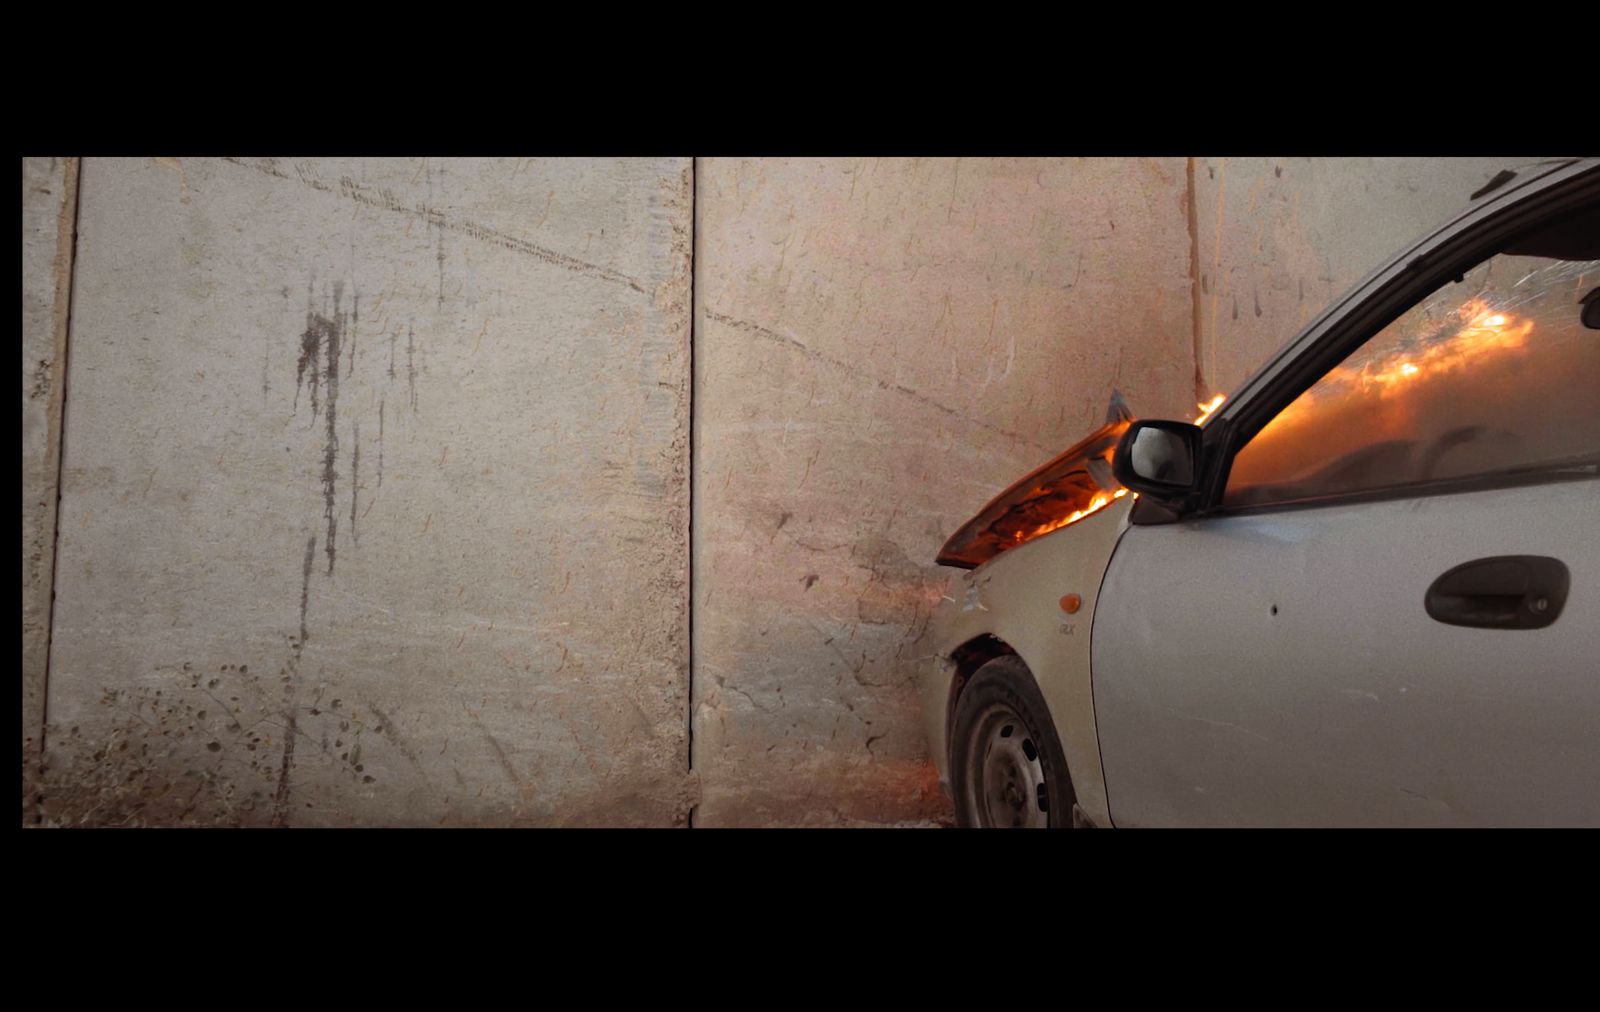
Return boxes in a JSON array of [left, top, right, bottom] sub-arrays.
[[1092, 478, 1600, 826], [924, 495, 1135, 828]]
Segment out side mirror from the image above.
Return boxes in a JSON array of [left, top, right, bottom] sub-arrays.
[[1112, 420, 1202, 498]]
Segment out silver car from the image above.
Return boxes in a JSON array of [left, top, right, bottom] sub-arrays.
[[922, 157, 1600, 828]]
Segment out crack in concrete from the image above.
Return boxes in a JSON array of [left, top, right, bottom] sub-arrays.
[[222, 157, 646, 296], [703, 309, 1054, 454]]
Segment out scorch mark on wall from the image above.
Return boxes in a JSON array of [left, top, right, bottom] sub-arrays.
[[347, 291, 360, 378], [270, 534, 317, 826], [407, 322, 418, 411], [350, 421, 360, 546], [294, 278, 351, 574], [376, 399, 385, 488], [429, 162, 447, 310]]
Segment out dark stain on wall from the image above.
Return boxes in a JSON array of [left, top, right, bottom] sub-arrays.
[[429, 162, 447, 310], [350, 420, 360, 546], [851, 535, 939, 630], [270, 534, 317, 825], [406, 321, 418, 412], [347, 292, 359, 379], [319, 290, 344, 574], [377, 398, 385, 488], [294, 278, 351, 575]]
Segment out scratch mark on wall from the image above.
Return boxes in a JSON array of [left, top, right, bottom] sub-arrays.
[[221, 157, 646, 295], [349, 420, 360, 546], [321, 287, 343, 573], [294, 277, 322, 417], [704, 309, 1052, 454], [376, 398, 385, 489], [466, 707, 522, 787], [406, 321, 418, 412], [270, 534, 317, 826], [367, 703, 427, 777], [295, 278, 347, 574], [432, 163, 447, 310], [347, 291, 359, 378]]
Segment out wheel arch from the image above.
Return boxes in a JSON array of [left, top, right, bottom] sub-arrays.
[[946, 642, 1081, 827], [946, 633, 1018, 752]]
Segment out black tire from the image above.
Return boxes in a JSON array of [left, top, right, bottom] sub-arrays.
[[949, 655, 1076, 828]]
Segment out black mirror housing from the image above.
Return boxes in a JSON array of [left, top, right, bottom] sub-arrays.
[[1112, 419, 1203, 499]]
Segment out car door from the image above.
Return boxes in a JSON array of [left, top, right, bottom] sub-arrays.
[[1091, 168, 1600, 827]]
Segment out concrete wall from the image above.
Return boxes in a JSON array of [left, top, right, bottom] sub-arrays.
[[35, 158, 692, 826], [1193, 157, 1518, 397], [692, 158, 1196, 825], [22, 158, 78, 780], [25, 155, 1524, 826]]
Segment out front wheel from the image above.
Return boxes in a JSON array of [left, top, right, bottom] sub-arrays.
[[949, 655, 1076, 828]]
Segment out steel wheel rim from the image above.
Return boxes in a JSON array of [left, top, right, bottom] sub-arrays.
[[963, 702, 1049, 828]]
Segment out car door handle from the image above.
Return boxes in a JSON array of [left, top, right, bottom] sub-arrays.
[[1425, 555, 1570, 630]]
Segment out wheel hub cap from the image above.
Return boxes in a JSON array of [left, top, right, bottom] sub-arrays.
[[965, 703, 1048, 828]]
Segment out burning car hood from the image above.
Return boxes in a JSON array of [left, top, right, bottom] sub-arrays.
[[935, 418, 1132, 570]]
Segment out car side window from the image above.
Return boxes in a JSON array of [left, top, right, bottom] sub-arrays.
[[1223, 242, 1600, 509]]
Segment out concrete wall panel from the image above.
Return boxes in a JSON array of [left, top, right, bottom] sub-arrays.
[[22, 157, 79, 780], [40, 157, 692, 826], [693, 158, 1196, 825]]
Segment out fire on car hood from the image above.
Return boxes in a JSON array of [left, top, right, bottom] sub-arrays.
[[936, 391, 1227, 570], [935, 412, 1132, 571]]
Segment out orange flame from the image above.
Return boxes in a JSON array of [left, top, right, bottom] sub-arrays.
[[997, 395, 1225, 547], [1226, 294, 1554, 505], [1017, 486, 1131, 542], [1195, 393, 1227, 425], [1269, 297, 1533, 433]]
